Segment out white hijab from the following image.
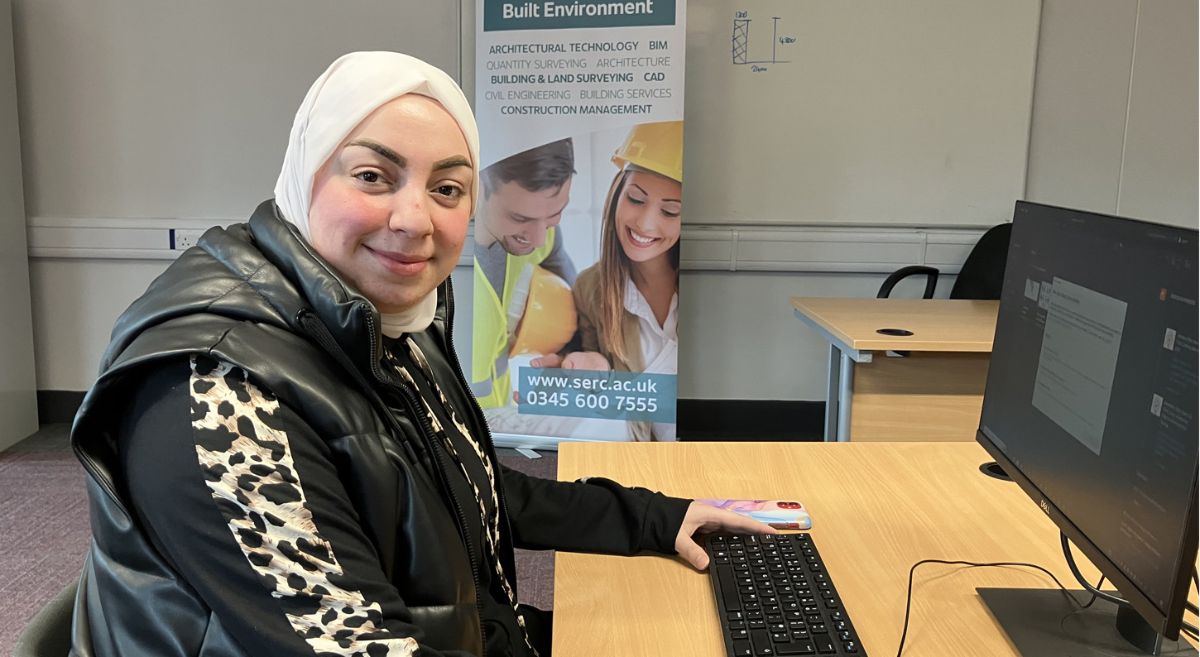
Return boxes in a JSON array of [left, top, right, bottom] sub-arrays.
[[274, 51, 480, 336]]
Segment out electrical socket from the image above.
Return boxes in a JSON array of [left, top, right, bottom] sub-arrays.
[[171, 228, 206, 251]]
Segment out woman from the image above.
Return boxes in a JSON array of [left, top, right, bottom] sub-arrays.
[[69, 54, 765, 656], [545, 122, 683, 441]]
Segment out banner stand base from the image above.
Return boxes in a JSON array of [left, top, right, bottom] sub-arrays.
[[490, 433, 625, 452]]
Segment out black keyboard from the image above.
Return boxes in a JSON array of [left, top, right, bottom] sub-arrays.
[[706, 533, 866, 656]]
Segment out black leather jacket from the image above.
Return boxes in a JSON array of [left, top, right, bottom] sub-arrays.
[[69, 200, 691, 656]]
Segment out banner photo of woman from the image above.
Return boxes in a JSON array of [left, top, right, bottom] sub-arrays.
[[473, 0, 686, 445], [472, 123, 682, 443]]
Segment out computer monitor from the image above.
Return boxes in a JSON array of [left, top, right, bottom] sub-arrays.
[[977, 201, 1198, 654]]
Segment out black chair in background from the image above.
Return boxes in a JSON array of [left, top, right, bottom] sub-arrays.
[[877, 222, 1013, 300]]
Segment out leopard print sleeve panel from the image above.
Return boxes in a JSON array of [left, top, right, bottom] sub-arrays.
[[188, 355, 418, 657]]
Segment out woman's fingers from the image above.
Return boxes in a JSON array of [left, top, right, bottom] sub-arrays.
[[675, 535, 710, 570]]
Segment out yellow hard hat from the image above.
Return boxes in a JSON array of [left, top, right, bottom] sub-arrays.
[[509, 265, 577, 357], [611, 121, 684, 183]]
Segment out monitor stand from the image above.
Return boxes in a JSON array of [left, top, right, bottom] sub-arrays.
[[978, 588, 1197, 656]]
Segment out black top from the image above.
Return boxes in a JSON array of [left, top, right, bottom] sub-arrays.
[[73, 201, 693, 657]]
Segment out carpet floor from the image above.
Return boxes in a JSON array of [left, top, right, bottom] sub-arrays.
[[0, 423, 556, 654]]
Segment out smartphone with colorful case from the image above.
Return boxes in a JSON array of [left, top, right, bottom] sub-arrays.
[[695, 499, 812, 529]]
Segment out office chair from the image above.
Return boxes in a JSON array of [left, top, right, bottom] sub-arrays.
[[13, 579, 76, 657], [877, 222, 1013, 300]]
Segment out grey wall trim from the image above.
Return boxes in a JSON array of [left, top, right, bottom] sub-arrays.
[[27, 217, 987, 275]]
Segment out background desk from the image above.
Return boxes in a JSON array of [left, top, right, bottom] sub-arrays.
[[791, 298, 998, 442], [553, 441, 1125, 657]]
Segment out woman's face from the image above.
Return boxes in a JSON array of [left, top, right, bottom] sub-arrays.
[[308, 95, 473, 314], [613, 169, 682, 265]]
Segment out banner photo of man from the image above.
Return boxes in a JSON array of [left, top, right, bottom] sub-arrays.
[[473, 0, 686, 444]]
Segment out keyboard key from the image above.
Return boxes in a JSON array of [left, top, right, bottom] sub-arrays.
[[812, 633, 835, 654], [751, 629, 774, 656], [843, 640, 859, 653], [732, 639, 753, 656], [776, 640, 815, 655], [717, 566, 742, 611]]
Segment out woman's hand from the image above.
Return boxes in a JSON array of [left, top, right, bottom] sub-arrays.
[[674, 502, 778, 570], [562, 351, 610, 370], [530, 353, 563, 368], [530, 352, 611, 370]]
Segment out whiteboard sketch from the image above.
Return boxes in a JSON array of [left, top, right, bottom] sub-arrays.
[[732, 11, 795, 69]]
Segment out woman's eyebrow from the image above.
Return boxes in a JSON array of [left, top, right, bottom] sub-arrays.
[[347, 139, 405, 167], [433, 155, 473, 171]]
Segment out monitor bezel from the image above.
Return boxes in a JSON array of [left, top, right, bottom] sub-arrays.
[[976, 200, 1199, 641]]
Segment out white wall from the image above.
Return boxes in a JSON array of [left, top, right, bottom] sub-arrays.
[[1025, 0, 1198, 228], [0, 0, 37, 448], [16, 0, 1200, 403]]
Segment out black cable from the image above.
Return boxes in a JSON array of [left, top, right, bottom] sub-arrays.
[[1061, 533, 1129, 607], [1080, 575, 1106, 610], [1190, 569, 1199, 616], [894, 559, 1088, 657]]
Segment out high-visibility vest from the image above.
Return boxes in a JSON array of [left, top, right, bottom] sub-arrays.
[[471, 228, 557, 408]]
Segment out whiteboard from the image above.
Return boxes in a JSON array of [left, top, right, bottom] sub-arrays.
[[15, 0, 460, 222], [681, 0, 1041, 226]]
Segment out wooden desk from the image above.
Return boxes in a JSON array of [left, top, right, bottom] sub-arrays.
[[553, 442, 1125, 657], [790, 298, 999, 442]]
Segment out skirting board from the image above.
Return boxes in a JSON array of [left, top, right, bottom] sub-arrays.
[[454, 399, 827, 449], [38, 391, 825, 446]]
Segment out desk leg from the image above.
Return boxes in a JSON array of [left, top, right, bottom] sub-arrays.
[[837, 351, 854, 442], [824, 345, 839, 442], [824, 346, 855, 442]]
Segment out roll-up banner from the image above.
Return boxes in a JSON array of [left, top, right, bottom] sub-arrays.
[[472, 0, 686, 445]]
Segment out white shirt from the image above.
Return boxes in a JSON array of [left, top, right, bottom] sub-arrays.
[[623, 279, 679, 375], [623, 280, 679, 442]]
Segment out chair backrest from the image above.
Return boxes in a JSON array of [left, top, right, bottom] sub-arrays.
[[950, 222, 1012, 300], [13, 579, 77, 657]]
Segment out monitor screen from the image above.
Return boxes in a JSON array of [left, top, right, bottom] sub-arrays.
[[978, 201, 1198, 637]]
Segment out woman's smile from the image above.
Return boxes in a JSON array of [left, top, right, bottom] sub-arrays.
[[365, 244, 432, 275], [625, 226, 662, 248]]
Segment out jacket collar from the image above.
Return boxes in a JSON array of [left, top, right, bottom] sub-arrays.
[[248, 200, 455, 373], [248, 200, 383, 371]]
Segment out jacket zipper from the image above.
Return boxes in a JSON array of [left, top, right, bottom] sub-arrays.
[[440, 282, 519, 585], [297, 308, 487, 648]]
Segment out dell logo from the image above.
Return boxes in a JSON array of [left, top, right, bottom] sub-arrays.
[[1039, 499, 1051, 515]]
